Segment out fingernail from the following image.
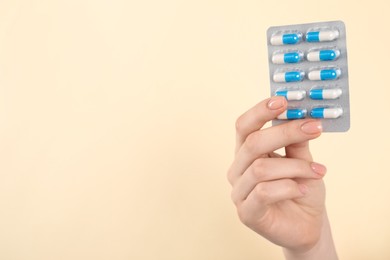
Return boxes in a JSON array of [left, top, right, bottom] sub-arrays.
[[311, 162, 327, 176], [267, 96, 286, 110], [301, 120, 322, 134], [298, 184, 308, 195]]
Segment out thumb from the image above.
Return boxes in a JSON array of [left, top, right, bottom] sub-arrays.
[[285, 141, 313, 161], [285, 120, 322, 161]]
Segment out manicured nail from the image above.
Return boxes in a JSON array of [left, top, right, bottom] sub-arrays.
[[298, 184, 308, 195], [267, 96, 286, 110], [301, 120, 322, 134], [311, 162, 327, 176]]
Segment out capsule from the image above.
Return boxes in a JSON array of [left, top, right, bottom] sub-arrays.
[[308, 68, 341, 81], [307, 49, 340, 62], [273, 71, 305, 83], [272, 51, 303, 64], [309, 88, 342, 100], [270, 33, 302, 45], [306, 30, 339, 42], [276, 90, 306, 101], [277, 109, 307, 120], [310, 107, 343, 119]]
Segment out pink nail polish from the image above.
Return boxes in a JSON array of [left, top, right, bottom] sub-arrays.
[[267, 96, 286, 110], [301, 120, 322, 134], [311, 162, 327, 176]]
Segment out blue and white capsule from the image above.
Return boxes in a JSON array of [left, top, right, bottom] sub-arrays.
[[309, 88, 342, 100], [308, 68, 341, 81], [276, 90, 306, 101], [307, 49, 340, 62], [277, 108, 307, 120], [270, 32, 302, 45], [273, 71, 305, 83], [310, 107, 343, 119], [306, 30, 339, 42], [272, 51, 303, 64]]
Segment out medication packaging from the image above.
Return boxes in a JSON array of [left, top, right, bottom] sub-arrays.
[[267, 21, 350, 132]]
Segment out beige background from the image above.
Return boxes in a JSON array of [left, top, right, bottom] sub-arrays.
[[0, 0, 389, 259]]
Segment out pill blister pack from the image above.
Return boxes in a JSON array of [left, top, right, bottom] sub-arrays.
[[267, 21, 350, 132]]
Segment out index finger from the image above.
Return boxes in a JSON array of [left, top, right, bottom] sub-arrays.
[[235, 96, 287, 153]]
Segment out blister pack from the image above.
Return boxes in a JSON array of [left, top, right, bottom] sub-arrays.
[[267, 21, 350, 132]]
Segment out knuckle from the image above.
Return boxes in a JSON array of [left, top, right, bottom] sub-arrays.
[[253, 183, 270, 204], [244, 132, 260, 153], [250, 158, 268, 180], [226, 167, 234, 185], [235, 115, 246, 134]]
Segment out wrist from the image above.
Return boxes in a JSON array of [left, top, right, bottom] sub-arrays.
[[283, 211, 338, 260]]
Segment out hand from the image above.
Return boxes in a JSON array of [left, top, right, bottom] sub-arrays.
[[227, 96, 338, 259]]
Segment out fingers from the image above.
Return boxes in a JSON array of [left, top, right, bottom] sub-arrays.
[[285, 119, 326, 161], [231, 158, 326, 204], [235, 96, 287, 154], [228, 119, 322, 185], [285, 141, 313, 161], [237, 179, 307, 224]]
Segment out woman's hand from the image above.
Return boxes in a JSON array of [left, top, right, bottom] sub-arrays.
[[227, 96, 338, 259]]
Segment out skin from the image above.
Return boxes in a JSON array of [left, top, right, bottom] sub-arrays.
[[227, 96, 338, 260]]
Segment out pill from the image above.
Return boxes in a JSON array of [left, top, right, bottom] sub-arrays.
[[276, 90, 306, 101], [310, 107, 343, 119], [309, 88, 342, 100], [277, 109, 307, 120], [273, 71, 304, 83], [308, 68, 341, 81], [306, 30, 339, 42], [272, 52, 303, 64], [270, 33, 302, 45], [307, 49, 340, 62]]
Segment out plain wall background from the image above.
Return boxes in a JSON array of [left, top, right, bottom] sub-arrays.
[[1, 0, 389, 259]]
